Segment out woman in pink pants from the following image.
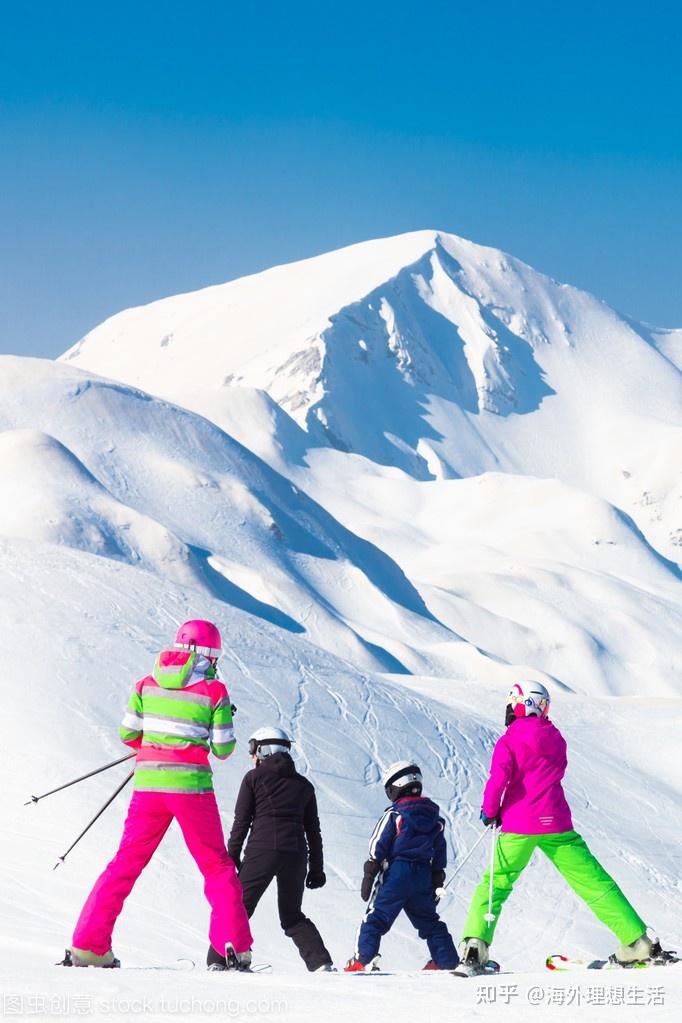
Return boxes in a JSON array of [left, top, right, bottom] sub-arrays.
[[69, 620, 253, 970]]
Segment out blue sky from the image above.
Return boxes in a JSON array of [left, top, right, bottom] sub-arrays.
[[1, 1, 681, 357]]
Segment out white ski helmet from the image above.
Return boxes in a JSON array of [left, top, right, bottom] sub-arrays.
[[507, 680, 550, 720], [382, 761, 423, 801], [248, 725, 292, 759]]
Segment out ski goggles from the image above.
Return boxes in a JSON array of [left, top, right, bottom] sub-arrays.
[[174, 642, 221, 659], [247, 736, 292, 756]]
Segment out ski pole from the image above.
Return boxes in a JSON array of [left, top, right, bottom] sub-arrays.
[[483, 826, 499, 923], [436, 827, 489, 899], [53, 770, 134, 870], [25, 753, 136, 805]]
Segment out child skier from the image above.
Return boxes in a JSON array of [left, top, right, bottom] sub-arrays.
[[344, 761, 459, 972], [67, 619, 253, 971], [216, 726, 334, 972], [459, 680, 672, 974]]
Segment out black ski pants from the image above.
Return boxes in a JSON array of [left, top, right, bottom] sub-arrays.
[[240, 848, 332, 971]]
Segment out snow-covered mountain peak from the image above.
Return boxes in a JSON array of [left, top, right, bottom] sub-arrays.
[[60, 228, 569, 428], [61, 226, 679, 436], [60, 229, 443, 384]]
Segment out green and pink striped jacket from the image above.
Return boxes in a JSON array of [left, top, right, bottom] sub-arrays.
[[120, 650, 236, 794]]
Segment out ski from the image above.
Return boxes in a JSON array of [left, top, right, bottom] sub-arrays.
[[344, 965, 499, 978], [453, 960, 502, 978], [125, 959, 196, 972], [344, 952, 495, 977], [124, 958, 272, 973], [58, 949, 196, 971], [546, 951, 680, 972], [344, 970, 465, 977], [343, 970, 392, 976]]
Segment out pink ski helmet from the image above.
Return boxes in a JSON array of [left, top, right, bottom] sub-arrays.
[[175, 619, 222, 658], [508, 680, 550, 719]]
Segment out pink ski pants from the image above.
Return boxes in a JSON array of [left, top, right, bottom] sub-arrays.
[[72, 791, 252, 955]]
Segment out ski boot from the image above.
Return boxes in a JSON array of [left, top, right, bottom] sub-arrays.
[[612, 935, 679, 968], [59, 948, 120, 968], [345, 954, 383, 972], [207, 943, 252, 972], [314, 963, 338, 972], [207, 944, 226, 970], [455, 938, 500, 977]]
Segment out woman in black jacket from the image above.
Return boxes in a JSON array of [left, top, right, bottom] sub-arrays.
[[207, 726, 334, 971]]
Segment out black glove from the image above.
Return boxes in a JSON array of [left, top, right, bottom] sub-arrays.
[[480, 809, 501, 828], [431, 868, 445, 892], [229, 850, 242, 871], [305, 870, 326, 890], [432, 868, 446, 905], [361, 859, 381, 902]]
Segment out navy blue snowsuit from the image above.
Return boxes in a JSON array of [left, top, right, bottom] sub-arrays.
[[355, 795, 459, 968]]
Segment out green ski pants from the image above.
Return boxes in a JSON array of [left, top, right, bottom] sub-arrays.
[[462, 830, 646, 947]]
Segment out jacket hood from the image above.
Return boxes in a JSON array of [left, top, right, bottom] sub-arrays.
[[392, 795, 441, 833], [153, 649, 216, 689], [507, 716, 564, 757], [257, 751, 297, 777]]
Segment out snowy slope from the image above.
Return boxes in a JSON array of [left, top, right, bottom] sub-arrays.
[[0, 355, 471, 678], [2, 539, 681, 961], [2, 355, 680, 697], [1, 539, 680, 1020], [293, 464, 682, 697]]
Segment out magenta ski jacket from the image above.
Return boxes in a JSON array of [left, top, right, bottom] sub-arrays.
[[481, 716, 573, 834]]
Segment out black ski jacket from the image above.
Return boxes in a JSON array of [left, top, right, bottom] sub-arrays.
[[228, 752, 324, 872]]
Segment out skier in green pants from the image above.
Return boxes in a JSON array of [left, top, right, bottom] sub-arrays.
[[459, 681, 668, 973]]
